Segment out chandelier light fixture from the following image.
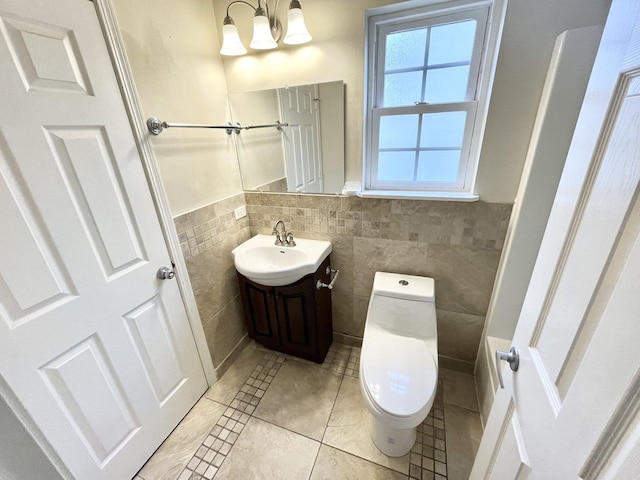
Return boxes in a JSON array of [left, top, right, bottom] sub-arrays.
[[220, 0, 312, 56]]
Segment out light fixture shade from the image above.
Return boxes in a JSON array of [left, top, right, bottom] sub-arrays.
[[220, 17, 247, 56], [250, 8, 278, 50], [283, 0, 311, 45]]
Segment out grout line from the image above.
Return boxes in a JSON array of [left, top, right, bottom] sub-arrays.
[[319, 371, 346, 445], [156, 342, 466, 480], [199, 396, 230, 409], [442, 399, 481, 415], [176, 352, 287, 480]]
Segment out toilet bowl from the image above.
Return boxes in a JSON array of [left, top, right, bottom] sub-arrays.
[[359, 272, 438, 457]]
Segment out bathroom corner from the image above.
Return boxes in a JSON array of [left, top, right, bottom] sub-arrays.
[[173, 193, 252, 375]]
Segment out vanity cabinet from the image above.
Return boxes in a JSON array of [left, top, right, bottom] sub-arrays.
[[236, 255, 333, 363]]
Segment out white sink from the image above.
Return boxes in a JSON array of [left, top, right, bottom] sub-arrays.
[[232, 234, 332, 286]]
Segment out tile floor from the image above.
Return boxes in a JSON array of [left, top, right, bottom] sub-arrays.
[[136, 342, 483, 480]]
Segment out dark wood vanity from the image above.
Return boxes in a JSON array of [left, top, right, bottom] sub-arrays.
[[236, 255, 333, 363]]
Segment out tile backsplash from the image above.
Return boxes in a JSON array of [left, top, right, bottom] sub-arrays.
[[175, 192, 511, 374], [246, 193, 511, 372], [174, 193, 251, 374]]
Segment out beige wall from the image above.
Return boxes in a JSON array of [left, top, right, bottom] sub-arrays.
[[113, 0, 243, 215], [213, 0, 401, 192], [477, 0, 610, 202], [214, 0, 610, 203], [0, 395, 63, 480], [318, 81, 346, 193], [228, 89, 286, 189], [114, 0, 610, 210]]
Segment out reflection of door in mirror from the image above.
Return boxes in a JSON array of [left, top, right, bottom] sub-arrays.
[[278, 84, 323, 193], [228, 80, 345, 195]]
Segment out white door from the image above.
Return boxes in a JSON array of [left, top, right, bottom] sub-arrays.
[[278, 84, 324, 193], [471, 1, 640, 478], [0, 1, 207, 479]]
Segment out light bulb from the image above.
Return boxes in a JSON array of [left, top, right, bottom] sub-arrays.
[[250, 7, 277, 50], [283, 0, 311, 45], [220, 16, 247, 56]]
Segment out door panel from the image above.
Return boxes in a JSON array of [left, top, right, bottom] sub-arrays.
[[0, 136, 76, 324], [1, 12, 93, 94], [279, 85, 323, 193], [123, 296, 186, 403], [44, 126, 147, 274], [40, 335, 140, 466], [275, 277, 317, 357], [0, 1, 207, 478]]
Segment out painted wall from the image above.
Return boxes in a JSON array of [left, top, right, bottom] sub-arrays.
[[0, 394, 63, 480], [318, 81, 345, 194], [228, 89, 286, 190], [476, 0, 611, 202], [212, 0, 405, 194], [112, 0, 242, 216], [113, 0, 610, 210], [213, 0, 610, 203]]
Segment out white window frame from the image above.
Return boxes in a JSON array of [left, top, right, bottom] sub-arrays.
[[363, 0, 506, 200]]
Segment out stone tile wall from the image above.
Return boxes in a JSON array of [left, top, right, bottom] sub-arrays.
[[245, 193, 512, 371], [253, 177, 287, 193], [174, 193, 251, 372]]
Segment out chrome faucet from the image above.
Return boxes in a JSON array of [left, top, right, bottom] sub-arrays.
[[272, 220, 287, 246], [272, 220, 294, 246]]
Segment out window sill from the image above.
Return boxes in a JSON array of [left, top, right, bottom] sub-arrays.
[[357, 190, 480, 202]]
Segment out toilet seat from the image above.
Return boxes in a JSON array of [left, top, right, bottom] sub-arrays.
[[361, 327, 437, 419]]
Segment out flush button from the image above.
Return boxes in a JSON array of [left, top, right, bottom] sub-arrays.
[[399, 280, 409, 286]]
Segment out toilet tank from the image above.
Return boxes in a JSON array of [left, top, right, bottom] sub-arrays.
[[372, 272, 434, 301], [366, 272, 436, 339]]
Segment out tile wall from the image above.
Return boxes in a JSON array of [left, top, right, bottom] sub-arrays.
[[174, 192, 511, 373], [245, 193, 511, 371], [173, 193, 251, 373]]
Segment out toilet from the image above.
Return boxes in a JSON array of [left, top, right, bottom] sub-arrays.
[[359, 272, 438, 457]]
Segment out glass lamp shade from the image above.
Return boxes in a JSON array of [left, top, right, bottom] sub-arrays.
[[220, 17, 247, 56], [283, 3, 311, 45], [250, 10, 278, 50]]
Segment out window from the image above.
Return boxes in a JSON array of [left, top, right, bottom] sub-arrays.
[[364, 1, 504, 198]]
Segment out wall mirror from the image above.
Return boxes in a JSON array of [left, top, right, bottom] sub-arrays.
[[228, 80, 344, 194]]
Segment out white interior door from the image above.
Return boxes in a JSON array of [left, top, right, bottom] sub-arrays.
[[279, 84, 323, 193], [471, 1, 640, 478], [0, 1, 207, 479]]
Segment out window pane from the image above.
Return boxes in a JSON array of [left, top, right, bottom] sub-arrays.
[[420, 111, 467, 148], [384, 71, 423, 106], [379, 115, 419, 148], [428, 20, 477, 66], [417, 150, 460, 182], [385, 28, 427, 71], [378, 151, 416, 181], [425, 66, 470, 103]]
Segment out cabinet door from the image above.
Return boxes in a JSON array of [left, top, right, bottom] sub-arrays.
[[275, 277, 318, 359], [237, 277, 280, 350]]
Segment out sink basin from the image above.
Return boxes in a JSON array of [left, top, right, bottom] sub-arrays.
[[232, 234, 332, 286]]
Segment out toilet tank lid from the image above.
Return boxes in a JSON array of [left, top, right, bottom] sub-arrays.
[[372, 272, 435, 302]]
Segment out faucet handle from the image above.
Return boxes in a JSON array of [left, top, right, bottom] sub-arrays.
[[286, 232, 296, 247]]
